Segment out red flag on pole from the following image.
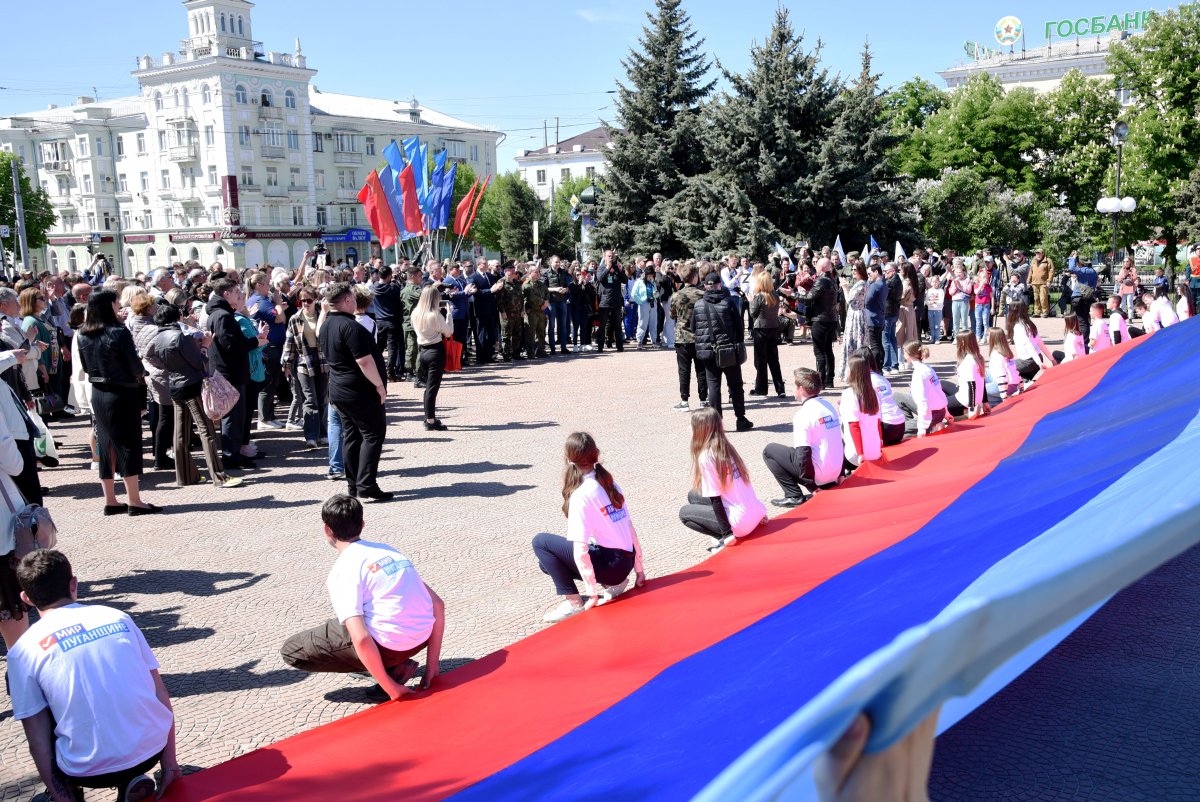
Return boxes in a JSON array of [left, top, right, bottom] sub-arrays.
[[397, 163, 424, 235], [453, 179, 479, 235], [462, 175, 491, 237], [357, 170, 398, 248]]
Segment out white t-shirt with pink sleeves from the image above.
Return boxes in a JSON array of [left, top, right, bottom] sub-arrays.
[[839, 388, 882, 463], [699, 451, 766, 538], [566, 472, 635, 551]]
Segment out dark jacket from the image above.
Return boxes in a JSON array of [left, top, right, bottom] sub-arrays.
[[469, 270, 499, 317], [77, 325, 145, 388], [371, 279, 403, 324], [797, 272, 839, 325], [885, 274, 902, 317], [205, 296, 255, 385], [596, 261, 625, 308], [865, 279, 888, 328], [692, 287, 743, 361], [155, 325, 207, 397]]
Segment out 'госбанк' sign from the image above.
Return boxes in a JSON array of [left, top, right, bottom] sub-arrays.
[[1043, 9, 1155, 39]]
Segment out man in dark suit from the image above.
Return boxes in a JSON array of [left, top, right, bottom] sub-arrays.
[[468, 259, 501, 364]]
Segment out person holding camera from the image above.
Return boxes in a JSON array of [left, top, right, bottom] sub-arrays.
[[595, 250, 625, 352], [411, 285, 453, 432]]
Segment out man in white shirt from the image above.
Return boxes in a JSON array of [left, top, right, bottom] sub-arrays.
[[9, 550, 180, 802], [281, 495, 446, 702], [762, 368, 843, 508]]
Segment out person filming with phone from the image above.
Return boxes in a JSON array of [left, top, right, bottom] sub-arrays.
[[410, 285, 453, 432]]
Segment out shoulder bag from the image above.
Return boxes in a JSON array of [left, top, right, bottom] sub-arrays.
[[0, 478, 57, 561]]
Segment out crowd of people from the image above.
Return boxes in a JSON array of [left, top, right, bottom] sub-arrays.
[[0, 239, 1194, 802]]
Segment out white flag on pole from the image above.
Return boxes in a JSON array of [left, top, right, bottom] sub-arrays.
[[894, 241, 907, 263], [833, 235, 846, 265]]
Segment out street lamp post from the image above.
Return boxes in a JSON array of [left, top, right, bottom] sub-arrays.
[[1097, 121, 1134, 278]]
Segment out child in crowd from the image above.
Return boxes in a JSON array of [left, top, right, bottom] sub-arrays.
[[857, 347, 906, 446], [762, 367, 843, 508], [951, 330, 989, 420], [986, 327, 1020, 400], [1054, 313, 1086, 363], [1088, 303, 1111, 353], [533, 432, 645, 623], [924, 276, 944, 344], [1106, 296, 1132, 344], [1151, 287, 1180, 330], [679, 407, 766, 553], [1006, 303, 1056, 382], [1176, 281, 1194, 321], [839, 355, 883, 468], [895, 340, 949, 438], [1002, 272, 1026, 315]]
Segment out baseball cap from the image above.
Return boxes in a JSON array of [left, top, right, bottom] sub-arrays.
[[703, 272, 722, 287]]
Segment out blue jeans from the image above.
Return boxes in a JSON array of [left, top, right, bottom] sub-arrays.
[[927, 310, 943, 343], [296, 370, 327, 444], [952, 299, 971, 333], [974, 304, 992, 340], [883, 315, 899, 370], [546, 302, 569, 350], [327, 402, 344, 474]]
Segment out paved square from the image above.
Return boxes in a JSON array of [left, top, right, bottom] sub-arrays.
[[1, 320, 1065, 800]]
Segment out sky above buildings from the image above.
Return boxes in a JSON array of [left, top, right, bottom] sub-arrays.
[[0, 1, 1160, 168]]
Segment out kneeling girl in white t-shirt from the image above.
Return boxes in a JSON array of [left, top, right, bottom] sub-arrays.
[[840, 355, 883, 468], [895, 340, 948, 437], [533, 432, 645, 623], [679, 406, 767, 553]]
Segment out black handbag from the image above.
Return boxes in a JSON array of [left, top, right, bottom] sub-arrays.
[[715, 342, 747, 368]]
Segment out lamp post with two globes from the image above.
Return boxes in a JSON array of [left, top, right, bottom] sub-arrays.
[[1096, 121, 1134, 276]]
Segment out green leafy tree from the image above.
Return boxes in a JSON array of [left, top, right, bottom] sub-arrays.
[[1108, 3, 1200, 269], [1176, 165, 1200, 245], [592, 0, 714, 256], [0, 153, 57, 261], [686, 7, 838, 255], [914, 167, 1038, 252], [541, 175, 594, 257], [884, 77, 948, 177], [809, 46, 920, 249], [471, 172, 543, 259]]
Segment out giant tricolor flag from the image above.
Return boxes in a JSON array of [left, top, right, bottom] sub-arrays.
[[168, 320, 1200, 801]]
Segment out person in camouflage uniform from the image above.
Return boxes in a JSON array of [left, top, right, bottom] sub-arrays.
[[496, 263, 527, 361], [400, 265, 425, 382], [669, 262, 708, 411], [523, 264, 550, 358]]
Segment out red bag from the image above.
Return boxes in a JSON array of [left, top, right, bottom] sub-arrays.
[[444, 337, 462, 372]]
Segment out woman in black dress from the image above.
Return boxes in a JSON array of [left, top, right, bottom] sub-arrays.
[[76, 290, 163, 516]]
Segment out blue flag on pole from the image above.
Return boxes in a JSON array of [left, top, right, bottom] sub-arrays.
[[869, 235, 880, 253], [436, 162, 457, 230], [383, 140, 405, 175], [422, 150, 446, 220]]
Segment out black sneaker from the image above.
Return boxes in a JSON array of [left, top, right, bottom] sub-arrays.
[[360, 488, 394, 503], [735, 417, 754, 432], [748, 390, 767, 397], [771, 496, 808, 508]]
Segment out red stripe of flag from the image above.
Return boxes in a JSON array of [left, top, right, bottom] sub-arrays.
[[357, 171, 398, 248]]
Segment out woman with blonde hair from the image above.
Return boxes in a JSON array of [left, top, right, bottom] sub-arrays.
[[748, 269, 791, 398], [678, 407, 766, 552], [411, 284, 453, 431], [532, 432, 645, 623]]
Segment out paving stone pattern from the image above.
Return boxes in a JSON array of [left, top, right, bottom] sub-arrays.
[[1, 322, 1069, 800]]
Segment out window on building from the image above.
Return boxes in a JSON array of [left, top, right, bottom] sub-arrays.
[[284, 89, 296, 109], [201, 84, 211, 104], [445, 140, 466, 159], [95, 137, 104, 156], [158, 130, 167, 150], [86, 212, 96, 230], [314, 170, 325, 189], [159, 169, 170, 189], [536, 169, 546, 184], [116, 136, 124, 157], [586, 166, 596, 178], [204, 125, 215, 146], [144, 212, 153, 229], [340, 206, 349, 227], [118, 173, 128, 191], [316, 206, 327, 226], [241, 166, 253, 186], [337, 169, 349, 189], [265, 166, 278, 187], [172, 90, 180, 110], [334, 132, 357, 153], [289, 167, 301, 187], [139, 171, 149, 191], [471, 144, 479, 162], [208, 165, 217, 185], [122, 210, 131, 229], [561, 168, 571, 180], [220, 12, 225, 31], [77, 136, 89, 157], [292, 206, 304, 226], [365, 137, 376, 156], [102, 212, 113, 231], [182, 166, 196, 188], [154, 92, 163, 111], [237, 16, 243, 35], [210, 206, 220, 225], [287, 129, 300, 150], [267, 205, 280, 226], [136, 133, 146, 155], [67, 250, 77, 271], [51, 252, 59, 272], [238, 125, 251, 146], [165, 209, 174, 228], [57, 176, 68, 195], [260, 88, 273, 108], [181, 88, 189, 108], [235, 84, 247, 104], [264, 122, 283, 148], [82, 175, 93, 193]]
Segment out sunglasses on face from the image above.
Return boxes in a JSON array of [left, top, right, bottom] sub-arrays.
[[301, 298, 315, 305]]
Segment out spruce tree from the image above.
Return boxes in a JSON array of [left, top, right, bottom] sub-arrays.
[[592, 0, 714, 257], [679, 7, 838, 255], [809, 46, 920, 248]]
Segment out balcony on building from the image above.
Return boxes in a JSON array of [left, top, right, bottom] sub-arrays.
[[167, 143, 199, 162], [263, 184, 288, 198], [258, 104, 284, 120], [288, 183, 308, 193], [51, 196, 76, 209], [261, 144, 286, 159], [334, 150, 362, 165], [44, 160, 72, 175], [334, 188, 358, 201], [239, 181, 261, 193]]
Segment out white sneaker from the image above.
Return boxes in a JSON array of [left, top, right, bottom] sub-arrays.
[[583, 345, 593, 352], [318, 437, 329, 446], [542, 600, 587, 623], [672, 400, 690, 412], [598, 578, 630, 605], [304, 439, 319, 449], [259, 419, 285, 430], [284, 422, 304, 431]]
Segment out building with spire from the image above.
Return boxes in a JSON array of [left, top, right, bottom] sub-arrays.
[[0, 0, 503, 273]]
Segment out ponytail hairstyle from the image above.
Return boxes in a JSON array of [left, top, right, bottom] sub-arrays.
[[986, 327, 1013, 359], [955, 330, 985, 372], [903, 339, 929, 363], [1005, 301, 1037, 340], [561, 432, 623, 517], [845, 355, 880, 415], [689, 407, 749, 492], [1177, 282, 1196, 318], [1062, 313, 1081, 336], [853, 345, 881, 375]]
